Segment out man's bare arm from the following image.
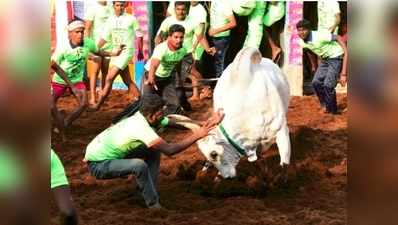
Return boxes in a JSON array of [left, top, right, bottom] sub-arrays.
[[150, 122, 215, 156], [84, 20, 93, 38], [50, 60, 74, 87]]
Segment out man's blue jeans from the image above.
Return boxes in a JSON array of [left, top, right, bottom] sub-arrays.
[[87, 148, 160, 207], [212, 36, 231, 77], [312, 57, 343, 113]]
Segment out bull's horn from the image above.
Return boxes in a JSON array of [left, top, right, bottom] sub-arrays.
[[166, 114, 201, 130]]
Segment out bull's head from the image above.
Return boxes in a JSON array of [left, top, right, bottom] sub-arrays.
[[197, 134, 241, 178], [168, 114, 241, 178]]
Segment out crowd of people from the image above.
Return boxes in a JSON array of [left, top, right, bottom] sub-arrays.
[[50, 1, 347, 224]]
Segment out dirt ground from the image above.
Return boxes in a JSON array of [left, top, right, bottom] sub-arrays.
[[51, 90, 347, 225]]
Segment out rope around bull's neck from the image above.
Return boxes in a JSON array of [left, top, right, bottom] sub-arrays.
[[218, 124, 246, 156]]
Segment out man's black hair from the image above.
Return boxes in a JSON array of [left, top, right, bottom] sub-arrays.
[[113, 1, 125, 5], [175, 1, 190, 8], [168, 24, 185, 36], [296, 19, 312, 30], [140, 94, 165, 117]]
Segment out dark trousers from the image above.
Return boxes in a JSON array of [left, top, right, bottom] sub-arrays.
[[212, 36, 231, 77], [312, 57, 342, 113], [87, 149, 160, 207], [141, 72, 190, 115]]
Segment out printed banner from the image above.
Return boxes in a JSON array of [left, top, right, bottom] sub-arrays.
[[286, 1, 303, 65]]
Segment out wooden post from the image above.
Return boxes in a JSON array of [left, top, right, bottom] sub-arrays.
[[281, 1, 304, 96]]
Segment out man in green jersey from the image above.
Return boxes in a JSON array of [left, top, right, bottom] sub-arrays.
[[84, 1, 113, 106], [51, 19, 123, 138], [51, 149, 78, 225], [91, 1, 144, 111], [144, 24, 190, 114], [297, 19, 348, 114], [84, 93, 223, 209]]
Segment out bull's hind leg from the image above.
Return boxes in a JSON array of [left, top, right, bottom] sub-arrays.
[[272, 124, 292, 186]]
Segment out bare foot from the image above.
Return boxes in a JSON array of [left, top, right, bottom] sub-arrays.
[[89, 98, 96, 107], [88, 103, 100, 112]]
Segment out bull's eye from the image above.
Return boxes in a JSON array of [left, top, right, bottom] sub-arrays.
[[210, 151, 218, 160]]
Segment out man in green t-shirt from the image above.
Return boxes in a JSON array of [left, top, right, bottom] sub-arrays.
[[84, 93, 224, 209], [84, 1, 113, 106], [160, 1, 216, 102], [208, 0, 237, 77], [51, 19, 123, 138], [143, 24, 190, 114], [297, 19, 348, 114], [51, 149, 78, 225], [91, 1, 144, 111]]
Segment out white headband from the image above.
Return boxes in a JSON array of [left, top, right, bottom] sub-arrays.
[[67, 20, 85, 31]]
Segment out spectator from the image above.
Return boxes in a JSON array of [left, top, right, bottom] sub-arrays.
[[297, 19, 348, 114], [208, 0, 237, 77], [91, 1, 144, 111], [144, 24, 188, 114], [318, 0, 341, 34], [263, 1, 285, 63], [84, 1, 113, 106], [51, 19, 122, 138]]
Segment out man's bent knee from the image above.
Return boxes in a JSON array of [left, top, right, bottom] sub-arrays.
[[130, 159, 149, 176]]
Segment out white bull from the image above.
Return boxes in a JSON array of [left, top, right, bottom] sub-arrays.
[[171, 47, 291, 178]]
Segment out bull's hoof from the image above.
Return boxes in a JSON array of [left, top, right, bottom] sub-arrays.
[[270, 165, 291, 188], [245, 176, 265, 192]]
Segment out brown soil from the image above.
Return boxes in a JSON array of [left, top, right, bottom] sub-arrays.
[[51, 91, 347, 225]]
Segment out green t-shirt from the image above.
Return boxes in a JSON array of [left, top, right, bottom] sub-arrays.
[[51, 38, 97, 85], [210, 0, 234, 37], [299, 31, 344, 59], [84, 112, 161, 161], [189, 3, 208, 60], [263, 1, 285, 27], [230, 0, 256, 16], [84, 3, 113, 50], [318, 0, 340, 34], [0, 146, 24, 193], [243, 1, 266, 48], [102, 13, 141, 55], [51, 149, 69, 189], [145, 41, 187, 78], [166, 3, 207, 59], [158, 15, 200, 53], [84, 3, 113, 42]]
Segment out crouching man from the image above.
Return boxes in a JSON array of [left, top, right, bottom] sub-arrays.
[[83, 93, 223, 208]]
